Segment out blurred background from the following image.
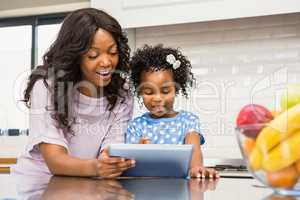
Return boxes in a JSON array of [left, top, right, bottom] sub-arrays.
[[0, 0, 300, 173]]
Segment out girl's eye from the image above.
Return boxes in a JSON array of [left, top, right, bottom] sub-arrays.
[[143, 89, 153, 95]]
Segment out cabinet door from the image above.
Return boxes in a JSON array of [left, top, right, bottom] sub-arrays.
[[92, 0, 300, 28]]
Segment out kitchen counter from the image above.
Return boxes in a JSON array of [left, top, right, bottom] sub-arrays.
[[0, 173, 298, 200]]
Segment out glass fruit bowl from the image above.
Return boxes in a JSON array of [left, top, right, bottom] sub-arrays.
[[236, 122, 300, 196]]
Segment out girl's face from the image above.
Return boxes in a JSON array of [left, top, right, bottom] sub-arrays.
[[140, 69, 176, 118], [80, 28, 119, 96]]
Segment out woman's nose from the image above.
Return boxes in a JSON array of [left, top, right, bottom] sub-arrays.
[[98, 54, 112, 67]]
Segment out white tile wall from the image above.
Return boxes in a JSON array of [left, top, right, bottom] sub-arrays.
[[132, 12, 300, 160]]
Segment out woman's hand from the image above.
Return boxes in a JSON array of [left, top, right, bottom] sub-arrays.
[[96, 149, 135, 178], [189, 165, 219, 179]]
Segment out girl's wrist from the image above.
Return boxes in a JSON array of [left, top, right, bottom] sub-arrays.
[[190, 163, 203, 169]]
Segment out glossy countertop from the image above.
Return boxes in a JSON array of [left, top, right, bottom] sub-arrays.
[[1, 173, 299, 200]]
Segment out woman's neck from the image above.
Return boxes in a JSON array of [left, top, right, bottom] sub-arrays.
[[78, 87, 104, 98]]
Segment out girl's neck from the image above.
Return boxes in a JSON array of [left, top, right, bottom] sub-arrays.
[[149, 110, 178, 119]]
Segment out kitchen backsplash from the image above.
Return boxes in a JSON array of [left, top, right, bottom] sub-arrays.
[[131, 12, 300, 160]]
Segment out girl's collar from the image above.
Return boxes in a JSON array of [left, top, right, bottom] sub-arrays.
[[144, 111, 182, 122]]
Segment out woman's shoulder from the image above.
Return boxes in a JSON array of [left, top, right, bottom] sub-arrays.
[[109, 89, 134, 116], [117, 89, 133, 105], [32, 79, 50, 92], [120, 90, 134, 103], [30, 79, 53, 108]]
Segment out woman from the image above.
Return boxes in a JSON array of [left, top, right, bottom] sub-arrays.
[[13, 8, 135, 178]]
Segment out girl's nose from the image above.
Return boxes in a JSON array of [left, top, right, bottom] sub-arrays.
[[153, 94, 162, 102]]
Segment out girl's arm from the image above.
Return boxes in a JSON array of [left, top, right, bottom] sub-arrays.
[[40, 143, 135, 177], [185, 132, 219, 179], [184, 132, 203, 168]]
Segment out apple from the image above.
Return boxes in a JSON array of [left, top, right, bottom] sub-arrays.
[[236, 104, 273, 138], [281, 84, 300, 111]]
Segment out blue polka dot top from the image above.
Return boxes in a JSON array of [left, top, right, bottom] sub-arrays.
[[126, 111, 205, 145]]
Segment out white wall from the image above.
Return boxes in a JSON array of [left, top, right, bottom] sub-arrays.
[[131, 12, 300, 161], [92, 0, 300, 28], [0, 0, 88, 11], [0, 0, 90, 18]]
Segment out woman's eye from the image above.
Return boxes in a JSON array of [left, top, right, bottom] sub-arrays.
[[87, 54, 98, 59], [110, 51, 118, 55], [162, 89, 170, 94]]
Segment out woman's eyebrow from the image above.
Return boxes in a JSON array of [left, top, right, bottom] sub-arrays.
[[162, 83, 174, 88], [90, 43, 117, 50]]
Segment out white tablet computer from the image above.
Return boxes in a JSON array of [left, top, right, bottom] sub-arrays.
[[108, 144, 193, 178]]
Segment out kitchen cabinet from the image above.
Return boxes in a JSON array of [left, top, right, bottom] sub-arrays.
[[91, 0, 300, 28]]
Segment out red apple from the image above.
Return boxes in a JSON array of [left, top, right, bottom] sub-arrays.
[[236, 104, 273, 138]]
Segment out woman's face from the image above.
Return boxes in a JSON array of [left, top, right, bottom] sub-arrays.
[[80, 28, 119, 94]]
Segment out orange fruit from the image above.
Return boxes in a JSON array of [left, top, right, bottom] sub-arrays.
[[267, 165, 299, 189], [243, 137, 256, 156], [295, 160, 300, 174], [269, 196, 296, 200], [271, 110, 282, 118]]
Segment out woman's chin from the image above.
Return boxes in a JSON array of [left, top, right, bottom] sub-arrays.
[[95, 78, 112, 88]]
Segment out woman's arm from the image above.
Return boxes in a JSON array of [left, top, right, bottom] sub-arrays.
[[40, 143, 135, 177]]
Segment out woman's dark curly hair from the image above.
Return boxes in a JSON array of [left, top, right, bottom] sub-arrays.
[[23, 8, 130, 134], [130, 44, 194, 98]]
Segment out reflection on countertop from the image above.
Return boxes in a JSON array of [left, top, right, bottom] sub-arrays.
[[15, 175, 218, 200], [264, 194, 300, 200], [6, 173, 299, 200]]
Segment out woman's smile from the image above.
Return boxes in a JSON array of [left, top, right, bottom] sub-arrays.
[[95, 68, 113, 81]]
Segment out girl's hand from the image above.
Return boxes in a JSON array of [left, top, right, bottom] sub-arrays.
[[139, 137, 151, 144], [189, 166, 219, 179], [96, 149, 135, 178]]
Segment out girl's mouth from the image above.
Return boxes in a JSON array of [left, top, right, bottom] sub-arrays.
[[151, 105, 165, 113]]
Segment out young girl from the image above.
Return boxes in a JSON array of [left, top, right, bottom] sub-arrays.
[[126, 45, 219, 179], [13, 8, 135, 178]]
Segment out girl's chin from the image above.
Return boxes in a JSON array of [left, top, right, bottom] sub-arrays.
[[149, 111, 167, 118], [150, 110, 177, 118]]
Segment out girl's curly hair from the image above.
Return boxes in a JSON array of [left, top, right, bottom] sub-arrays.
[[130, 44, 194, 98], [23, 8, 130, 134]]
